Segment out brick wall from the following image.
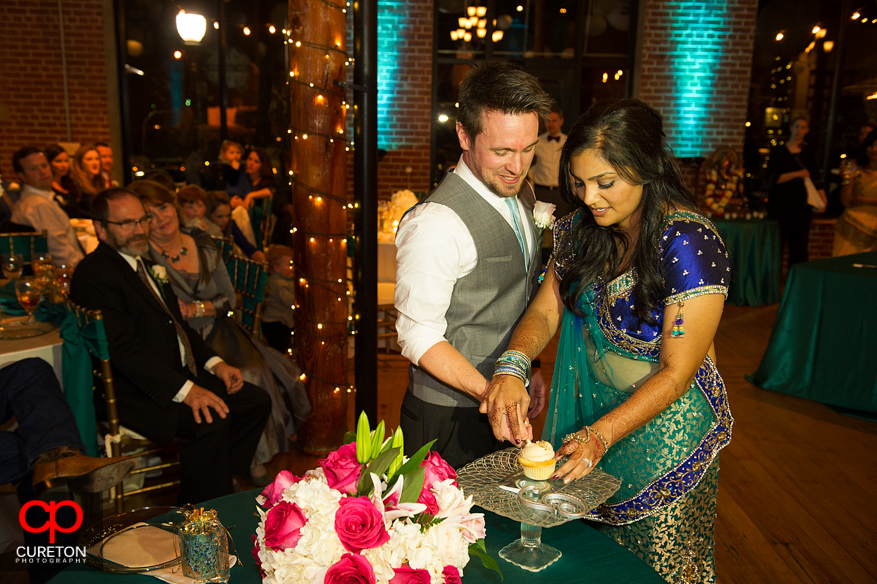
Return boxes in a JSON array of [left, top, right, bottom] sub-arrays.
[[374, 0, 432, 201], [0, 0, 111, 178], [639, 0, 757, 158]]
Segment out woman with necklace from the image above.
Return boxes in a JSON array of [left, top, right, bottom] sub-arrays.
[[834, 131, 877, 255], [765, 116, 825, 265], [128, 180, 311, 487]]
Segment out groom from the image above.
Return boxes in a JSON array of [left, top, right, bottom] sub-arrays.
[[70, 187, 270, 503], [394, 61, 552, 468]]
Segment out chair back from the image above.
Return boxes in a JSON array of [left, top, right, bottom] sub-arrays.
[[211, 235, 235, 264], [63, 300, 180, 513], [249, 195, 273, 251], [226, 256, 269, 336], [0, 230, 48, 275]]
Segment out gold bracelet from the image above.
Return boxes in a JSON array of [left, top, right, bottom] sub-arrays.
[[585, 426, 610, 456], [563, 431, 590, 445]]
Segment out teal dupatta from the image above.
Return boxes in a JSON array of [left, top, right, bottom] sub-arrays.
[[542, 285, 732, 526]]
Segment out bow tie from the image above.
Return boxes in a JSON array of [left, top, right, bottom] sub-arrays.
[[547, 135, 561, 142]]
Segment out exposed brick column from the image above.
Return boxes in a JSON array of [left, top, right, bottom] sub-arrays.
[[638, 0, 757, 157], [0, 0, 111, 178]]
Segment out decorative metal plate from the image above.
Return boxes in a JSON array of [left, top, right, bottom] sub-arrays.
[[456, 448, 621, 528]]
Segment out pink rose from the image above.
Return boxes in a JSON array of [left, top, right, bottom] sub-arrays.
[[417, 452, 457, 514], [319, 443, 362, 495], [324, 553, 375, 584], [334, 497, 390, 553], [389, 565, 431, 584], [442, 565, 462, 584], [257, 470, 303, 507], [251, 534, 265, 578], [263, 500, 308, 551]]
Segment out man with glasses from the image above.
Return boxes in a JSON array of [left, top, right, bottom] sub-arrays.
[[10, 146, 85, 267], [69, 187, 271, 504]]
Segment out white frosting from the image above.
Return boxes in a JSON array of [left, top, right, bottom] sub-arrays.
[[520, 440, 554, 462]]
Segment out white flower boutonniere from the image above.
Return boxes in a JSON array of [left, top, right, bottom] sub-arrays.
[[149, 265, 169, 285], [533, 201, 557, 234]]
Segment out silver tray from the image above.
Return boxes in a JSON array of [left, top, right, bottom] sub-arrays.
[[457, 448, 621, 528]]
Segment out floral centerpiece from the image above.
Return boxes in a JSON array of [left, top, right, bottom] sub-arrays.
[[252, 414, 500, 583]]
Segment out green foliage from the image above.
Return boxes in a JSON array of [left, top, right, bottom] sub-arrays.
[[469, 539, 503, 581]]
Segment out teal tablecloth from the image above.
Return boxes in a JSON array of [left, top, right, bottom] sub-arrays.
[[712, 218, 781, 306], [52, 490, 664, 583], [749, 251, 877, 413]]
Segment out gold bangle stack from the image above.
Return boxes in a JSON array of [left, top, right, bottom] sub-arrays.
[[586, 426, 610, 456]]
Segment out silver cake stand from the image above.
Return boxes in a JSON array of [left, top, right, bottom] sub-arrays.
[[457, 448, 621, 572]]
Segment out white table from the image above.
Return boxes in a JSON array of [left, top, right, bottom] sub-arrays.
[[0, 320, 63, 383]]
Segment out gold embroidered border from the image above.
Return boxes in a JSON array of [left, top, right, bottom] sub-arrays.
[[664, 285, 728, 306]]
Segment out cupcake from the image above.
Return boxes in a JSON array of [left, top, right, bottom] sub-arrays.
[[518, 440, 556, 480]]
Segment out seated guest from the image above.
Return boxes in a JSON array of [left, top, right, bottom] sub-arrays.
[[10, 146, 85, 267], [229, 148, 276, 249], [69, 187, 271, 503], [206, 190, 266, 262], [127, 180, 310, 486], [95, 141, 118, 187], [141, 169, 177, 193], [45, 144, 84, 219], [261, 245, 296, 354], [178, 184, 222, 236], [69, 144, 107, 217], [2, 357, 136, 492], [219, 140, 246, 200]]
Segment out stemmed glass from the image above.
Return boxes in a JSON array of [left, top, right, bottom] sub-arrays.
[[2, 253, 23, 279], [15, 278, 44, 324]]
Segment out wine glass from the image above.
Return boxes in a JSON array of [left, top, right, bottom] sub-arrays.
[[15, 278, 44, 324], [2, 253, 23, 279], [55, 264, 72, 299]]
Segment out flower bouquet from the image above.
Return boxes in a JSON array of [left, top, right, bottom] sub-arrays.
[[252, 413, 501, 583]]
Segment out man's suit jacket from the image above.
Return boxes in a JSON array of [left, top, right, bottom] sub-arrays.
[[70, 241, 219, 443]]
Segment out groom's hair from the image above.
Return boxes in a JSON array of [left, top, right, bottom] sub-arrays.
[[456, 61, 551, 142]]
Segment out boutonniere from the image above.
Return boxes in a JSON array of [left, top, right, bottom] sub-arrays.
[[149, 264, 169, 285], [533, 201, 557, 234]]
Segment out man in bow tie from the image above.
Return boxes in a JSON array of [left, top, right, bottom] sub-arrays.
[[70, 187, 270, 504], [528, 105, 573, 219]]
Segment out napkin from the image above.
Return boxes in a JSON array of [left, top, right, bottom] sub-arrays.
[[87, 522, 237, 584]]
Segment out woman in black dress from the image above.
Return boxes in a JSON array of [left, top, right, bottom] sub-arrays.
[[766, 116, 825, 265]]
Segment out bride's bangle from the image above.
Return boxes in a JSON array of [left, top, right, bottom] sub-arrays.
[[584, 426, 610, 456]]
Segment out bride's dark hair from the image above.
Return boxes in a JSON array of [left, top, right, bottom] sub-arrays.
[[557, 98, 695, 323]]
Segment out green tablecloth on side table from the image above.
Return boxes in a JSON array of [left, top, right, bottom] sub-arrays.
[[52, 490, 664, 584], [712, 217, 781, 306], [749, 251, 877, 413]]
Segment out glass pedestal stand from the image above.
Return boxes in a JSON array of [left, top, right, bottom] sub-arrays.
[[457, 449, 622, 573]]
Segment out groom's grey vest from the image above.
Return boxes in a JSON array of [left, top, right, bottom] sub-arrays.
[[406, 172, 541, 408]]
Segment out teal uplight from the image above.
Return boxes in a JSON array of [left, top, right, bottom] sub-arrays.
[[666, 1, 729, 157], [377, 0, 406, 150]]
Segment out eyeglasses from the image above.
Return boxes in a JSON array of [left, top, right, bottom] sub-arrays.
[[105, 215, 153, 231]]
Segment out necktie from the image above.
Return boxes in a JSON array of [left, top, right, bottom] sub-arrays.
[[136, 259, 198, 376], [504, 197, 529, 271], [547, 135, 560, 142]]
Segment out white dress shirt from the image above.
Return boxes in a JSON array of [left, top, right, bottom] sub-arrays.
[[11, 184, 85, 267], [529, 132, 567, 187], [117, 251, 224, 402], [394, 156, 535, 365]]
